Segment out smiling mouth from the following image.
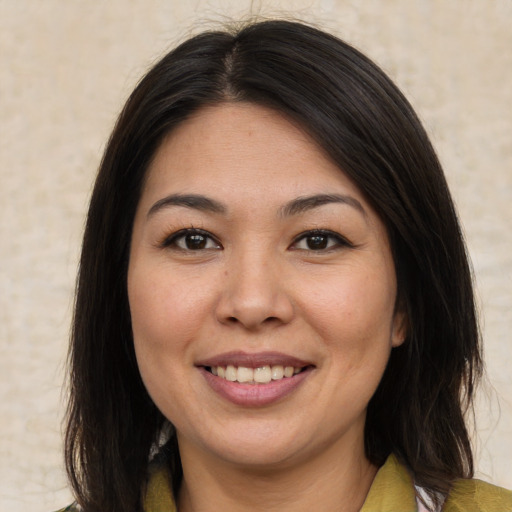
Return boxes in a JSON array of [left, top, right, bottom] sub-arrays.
[[198, 353, 313, 405], [206, 365, 307, 384]]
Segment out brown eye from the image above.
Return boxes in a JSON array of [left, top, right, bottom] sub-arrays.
[[305, 234, 329, 250], [164, 229, 221, 251], [291, 230, 351, 251], [184, 233, 208, 250]]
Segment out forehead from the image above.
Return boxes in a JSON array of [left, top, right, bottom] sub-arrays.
[[141, 102, 367, 209]]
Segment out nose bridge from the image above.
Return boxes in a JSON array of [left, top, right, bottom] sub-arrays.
[[216, 241, 293, 329]]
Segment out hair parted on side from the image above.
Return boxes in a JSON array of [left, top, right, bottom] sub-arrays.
[[65, 19, 482, 512]]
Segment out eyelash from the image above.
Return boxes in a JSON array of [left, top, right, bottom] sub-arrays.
[[161, 228, 352, 252], [290, 229, 353, 252], [161, 228, 222, 251]]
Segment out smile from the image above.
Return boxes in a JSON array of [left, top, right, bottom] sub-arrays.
[[208, 365, 303, 384], [197, 351, 313, 406]]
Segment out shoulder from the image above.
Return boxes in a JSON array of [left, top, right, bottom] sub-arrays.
[[443, 478, 512, 512]]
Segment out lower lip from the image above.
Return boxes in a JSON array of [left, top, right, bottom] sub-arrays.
[[199, 367, 311, 407]]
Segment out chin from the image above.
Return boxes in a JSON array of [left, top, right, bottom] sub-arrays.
[[178, 422, 310, 469], [215, 443, 304, 470]]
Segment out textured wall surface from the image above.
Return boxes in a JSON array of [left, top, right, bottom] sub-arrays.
[[1, 1, 511, 511]]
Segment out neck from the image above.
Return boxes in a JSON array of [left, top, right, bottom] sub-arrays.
[[177, 437, 377, 512]]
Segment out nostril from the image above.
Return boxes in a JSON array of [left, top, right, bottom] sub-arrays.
[[224, 315, 280, 327]]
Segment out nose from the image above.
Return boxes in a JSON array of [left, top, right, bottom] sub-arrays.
[[214, 250, 294, 330]]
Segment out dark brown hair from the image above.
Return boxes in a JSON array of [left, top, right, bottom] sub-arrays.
[[65, 19, 482, 511]]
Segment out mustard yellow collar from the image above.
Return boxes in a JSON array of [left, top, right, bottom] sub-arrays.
[[143, 454, 414, 512], [360, 454, 417, 511], [143, 453, 512, 512]]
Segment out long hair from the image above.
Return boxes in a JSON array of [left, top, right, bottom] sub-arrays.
[[65, 19, 482, 511]]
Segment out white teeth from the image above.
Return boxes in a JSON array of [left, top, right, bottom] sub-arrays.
[[284, 366, 294, 378], [210, 364, 303, 384], [225, 365, 237, 382], [271, 365, 284, 380], [254, 366, 271, 384], [237, 366, 253, 383]]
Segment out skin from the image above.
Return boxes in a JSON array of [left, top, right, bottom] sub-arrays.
[[128, 103, 406, 512]]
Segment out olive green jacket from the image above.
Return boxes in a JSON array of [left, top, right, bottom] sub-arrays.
[[57, 454, 512, 511]]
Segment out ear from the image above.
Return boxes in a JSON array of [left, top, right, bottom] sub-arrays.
[[391, 308, 408, 348]]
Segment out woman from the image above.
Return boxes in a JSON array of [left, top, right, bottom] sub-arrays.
[[59, 20, 511, 512]]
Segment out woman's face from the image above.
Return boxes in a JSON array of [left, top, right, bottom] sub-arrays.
[[128, 103, 405, 469]]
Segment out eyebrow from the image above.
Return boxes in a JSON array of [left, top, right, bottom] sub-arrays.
[[147, 194, 226, 218], [280, 193, 367, 218], [146, 192, 366, 219]]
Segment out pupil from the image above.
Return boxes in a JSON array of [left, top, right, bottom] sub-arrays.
[[307, 235, 328, 250], [186, 234, 207, 250]]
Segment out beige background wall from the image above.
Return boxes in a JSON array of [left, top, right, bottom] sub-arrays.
[[1, 1, 511, 510]]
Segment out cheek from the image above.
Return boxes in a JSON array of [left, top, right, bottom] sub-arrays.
[[128, 265, 214, 376], [303, 268, 397, 345], [130, 261, 213, 332], [128, 267, 217, 421]]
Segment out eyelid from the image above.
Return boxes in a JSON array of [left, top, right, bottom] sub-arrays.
[[159, 227, 351, 252], [161, 228, 222, 250], [290, 229, 353, 251]]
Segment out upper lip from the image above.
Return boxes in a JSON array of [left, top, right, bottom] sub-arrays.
[[196, 351, 313, 369]]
